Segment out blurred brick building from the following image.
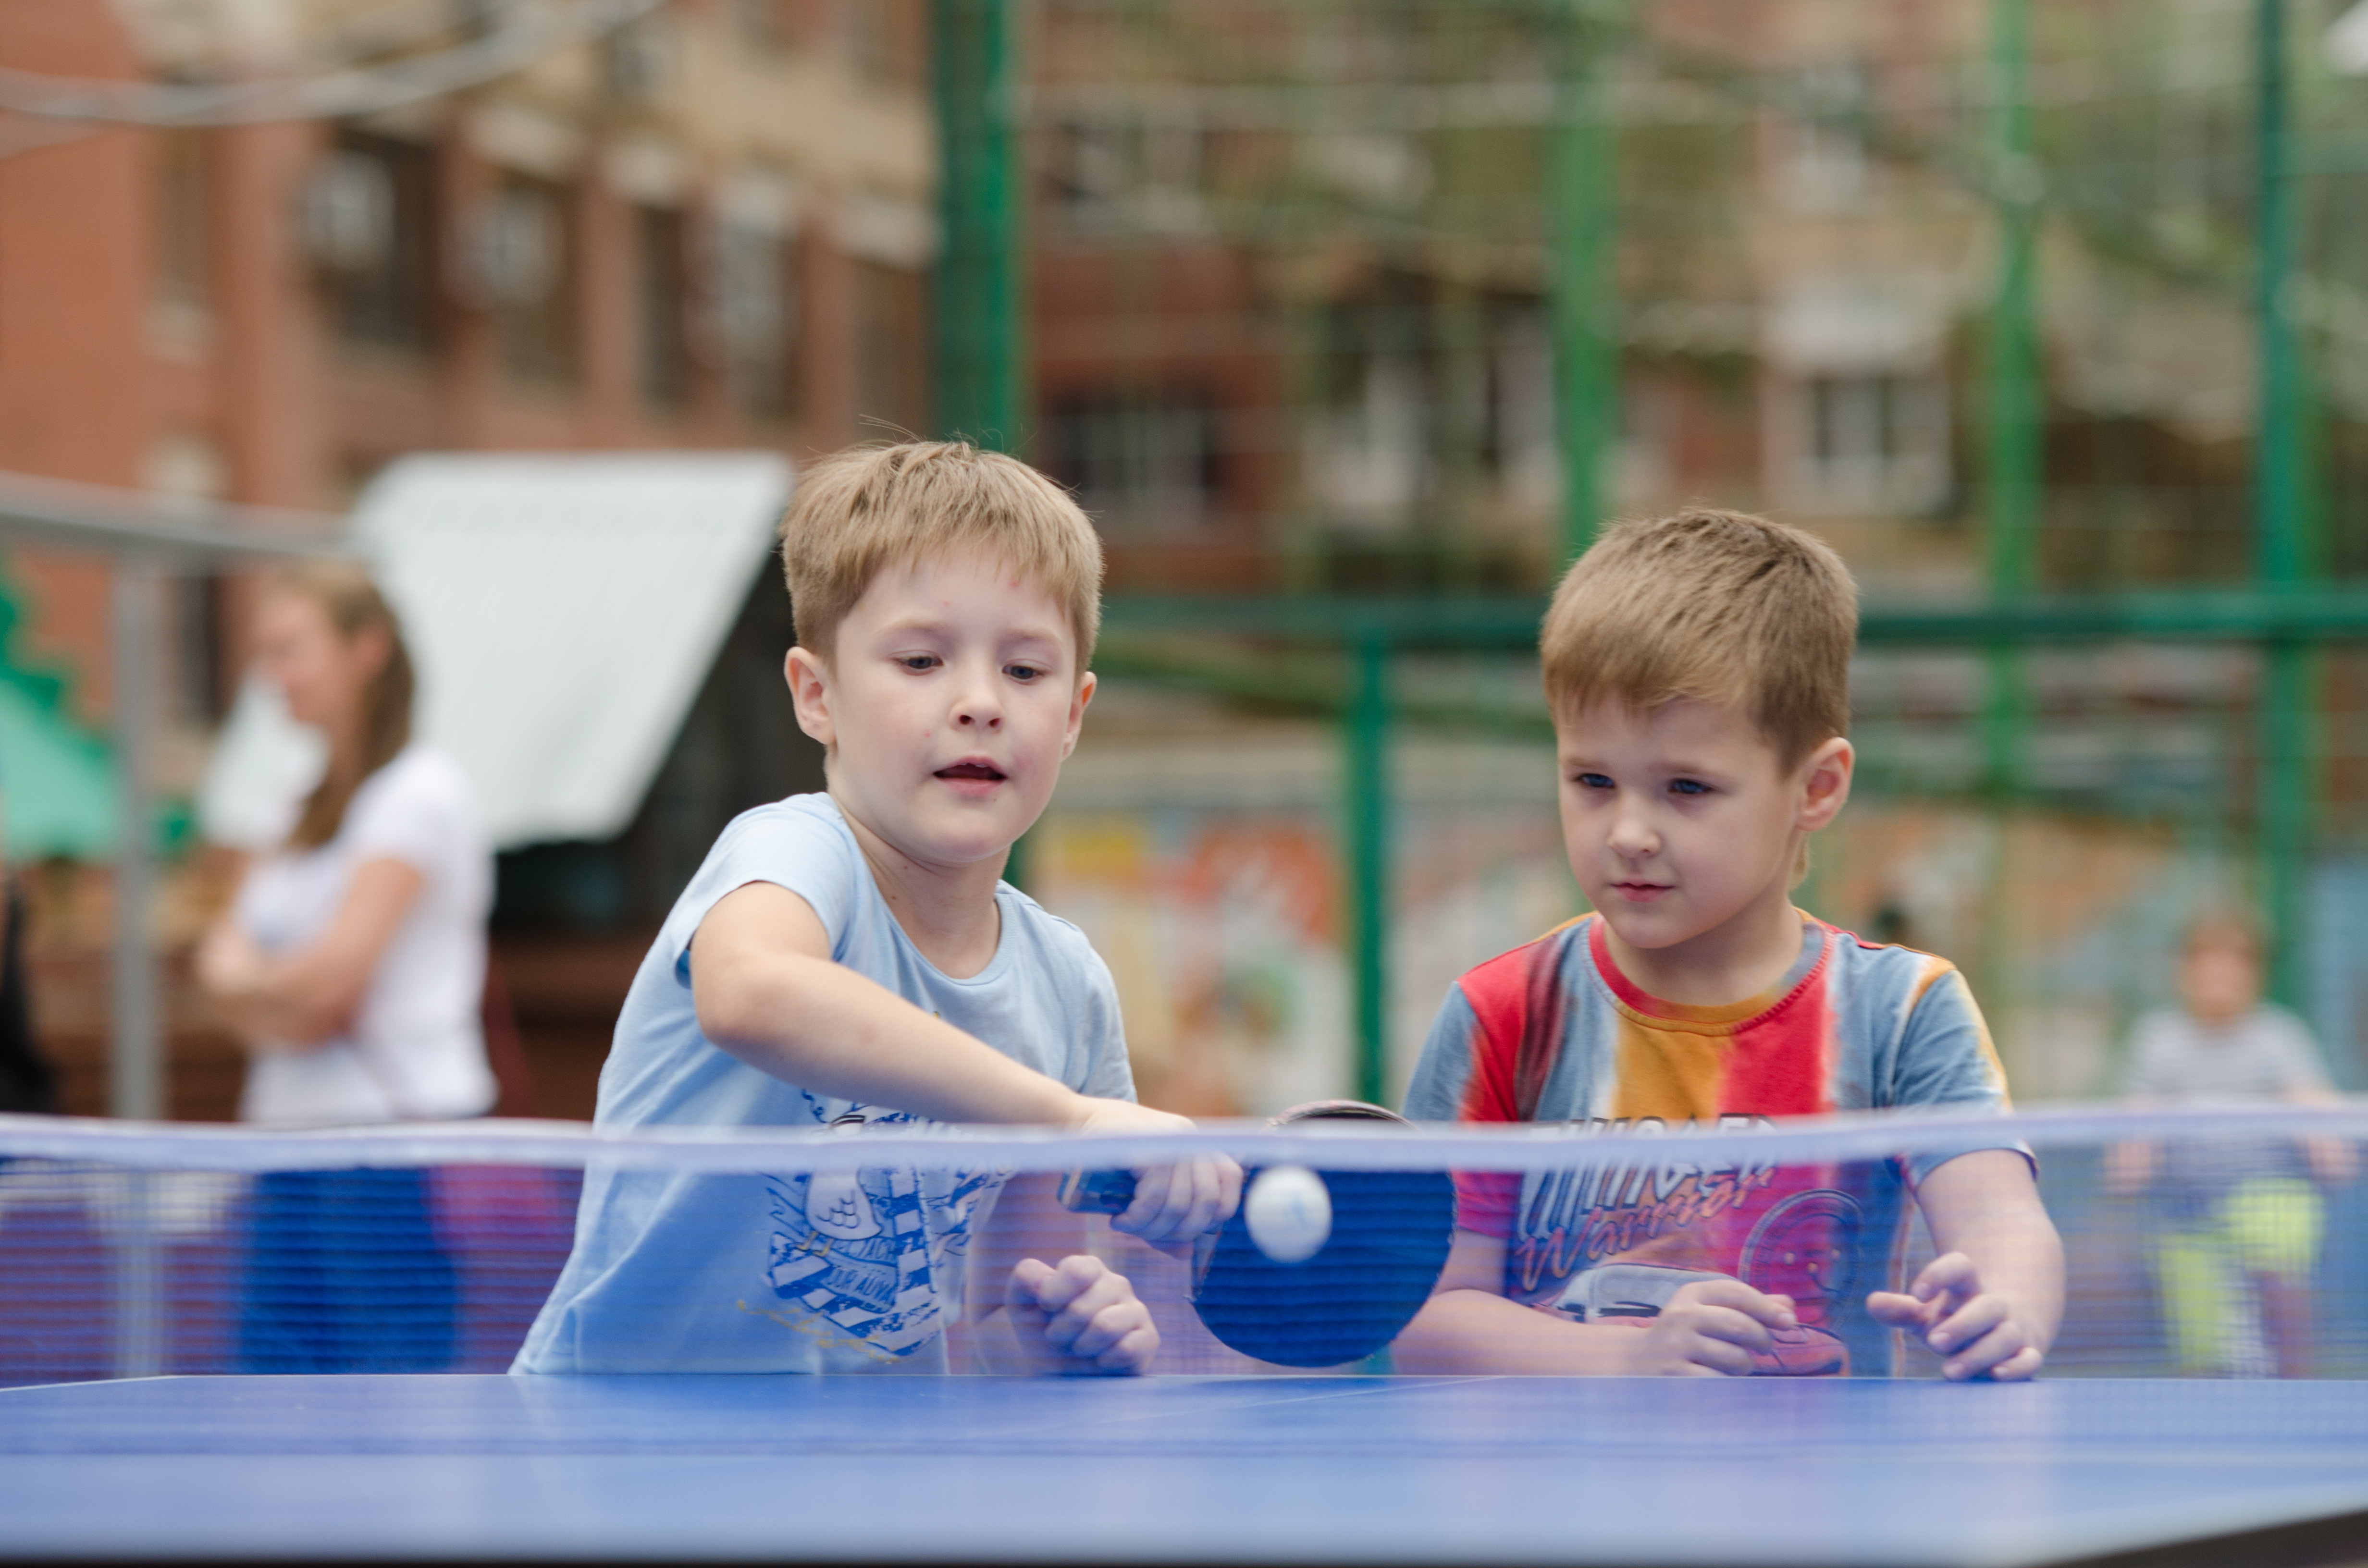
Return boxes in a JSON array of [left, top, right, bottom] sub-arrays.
[[1015, 0, 2368, 1113], [0, 0, 928, 1117]]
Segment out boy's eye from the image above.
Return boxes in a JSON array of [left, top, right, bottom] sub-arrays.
[[1573, 772, 1614, 790], [897, 655, 939, 672], [1004, 662, 1045, 683], [1669, 778, 1712, 797]]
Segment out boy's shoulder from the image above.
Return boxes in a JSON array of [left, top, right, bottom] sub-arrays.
[[714, 790, 849, 846], [994, 883, 1107, 976], [1813, 919, 1965, 992], [694, 793, 864, 892], [1453, 915, 1595, 1022], [1449, 912, 1964, 1027]]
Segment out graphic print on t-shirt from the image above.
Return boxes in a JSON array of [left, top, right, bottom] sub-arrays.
[[1456, 918, 1875, 1346], [1510, 1117, 1865, 1338], [763, 1109, 999, 1359]]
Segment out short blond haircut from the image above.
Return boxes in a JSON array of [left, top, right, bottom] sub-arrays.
[[1541, 508, 1856, 768], [2183, 911, 2263, 961], [779, 441, 1104, 671]]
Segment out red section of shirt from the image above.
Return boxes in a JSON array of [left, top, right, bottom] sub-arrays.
[[1445, 917, 1839, 1240], [1446, 925, 1582, 1237]]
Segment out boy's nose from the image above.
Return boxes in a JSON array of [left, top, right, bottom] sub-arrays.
[[951, 674, 1004, 730], [1608, 809, 1658, 857]]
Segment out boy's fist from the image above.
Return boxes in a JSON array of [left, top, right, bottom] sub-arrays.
[[1005, 1255, 1159, 1375], [1618, 1279, 1798, 1377], [1067, 1099, 1244, 1250], [1867, 1251, 2044, 1381]]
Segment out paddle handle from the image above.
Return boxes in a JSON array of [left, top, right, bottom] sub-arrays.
[[1057, 1169, 1139, 1215]]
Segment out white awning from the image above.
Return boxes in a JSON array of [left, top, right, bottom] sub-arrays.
[[199, 451, 794, 852]]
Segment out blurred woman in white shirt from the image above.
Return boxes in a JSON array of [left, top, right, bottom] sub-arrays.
[[197, 564, 493, 1371]]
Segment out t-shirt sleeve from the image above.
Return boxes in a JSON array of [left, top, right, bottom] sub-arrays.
[[661, 804, 866, 987], [1403, 983, 1519, 1239], [2118, 1013, 2180, 1100], [1071, 943, 1137, 1103], [2261, 1010, 2335, 1094], [1403, 983, 1495, 1122], [343, 757, 472, 878], [1888, 963, 2028, 1185]]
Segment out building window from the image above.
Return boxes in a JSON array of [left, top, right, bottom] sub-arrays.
[[839, 0, 922, 84], [718, 221, 799, 418], [1044, 118, 1207, 234], [1307, 349, 1425, 532], [473, 174, 577, 386], [306, 132, 438, 353], [175, 575, 228, 723], [636, 206, 690, 408], [1774, 63, 1871, 214], [154, 129, 210, 318], [1789, 371, 1948, 514], [853, 261, 928, 436], [1044, 392, 1220, 531], [728, 0, 790, 48], [604, 13, 675, 102]]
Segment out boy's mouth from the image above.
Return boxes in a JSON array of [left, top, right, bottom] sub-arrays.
[[1610, 880, 1673, 903], [935, 760, 1007, 783]]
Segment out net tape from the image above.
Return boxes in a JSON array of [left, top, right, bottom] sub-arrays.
[[3, 1105, 2365, 1382], [2, 1103, 2364, 1173]]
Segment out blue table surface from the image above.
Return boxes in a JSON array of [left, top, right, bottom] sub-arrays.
[[4, 1374, 2367, 1566]]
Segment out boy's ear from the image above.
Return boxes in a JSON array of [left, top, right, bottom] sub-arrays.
[[1795, 735, 1854, 833], [785, 646, 836, 749], [1061, 670, 1097, 759]]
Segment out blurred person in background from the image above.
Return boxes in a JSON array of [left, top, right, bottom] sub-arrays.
[[196, 564, 493, 1371], [2108, 914, 2354, 1377], [0, 806, 53, 1114]]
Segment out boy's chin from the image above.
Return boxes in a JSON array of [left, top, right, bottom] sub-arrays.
[[1591, 904, 1709, 951], [900, 804, 1041, 868]]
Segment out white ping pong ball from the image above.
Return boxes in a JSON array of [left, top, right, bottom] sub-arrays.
[[1245, 1164, 1332, 1264]]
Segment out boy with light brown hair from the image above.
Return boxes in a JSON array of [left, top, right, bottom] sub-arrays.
[[518, 441, 1235, 1378], [1396, 508, 2064, 1379]]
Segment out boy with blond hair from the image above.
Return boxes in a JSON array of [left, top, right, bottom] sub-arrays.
[[517, 442, 1235, 1377], [1396, 508, 2064, 1380]]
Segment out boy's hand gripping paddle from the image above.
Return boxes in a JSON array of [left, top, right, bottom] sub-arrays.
[[1059, 1100, 1457, 1368]]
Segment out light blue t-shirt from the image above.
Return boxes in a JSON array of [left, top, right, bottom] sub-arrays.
[[513, 793, 1134, 1374]]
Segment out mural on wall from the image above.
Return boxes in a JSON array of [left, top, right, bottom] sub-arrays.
[[1030, 733, 1584, 1115], [1032, 813, 1352, 1116]]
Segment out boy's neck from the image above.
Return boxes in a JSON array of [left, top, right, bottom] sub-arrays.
[[1598, 884, 1808, 1008], [834, 796, 1008, 980]]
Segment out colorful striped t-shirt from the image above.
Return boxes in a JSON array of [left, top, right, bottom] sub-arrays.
[[1401, 911, 2020, 1374]]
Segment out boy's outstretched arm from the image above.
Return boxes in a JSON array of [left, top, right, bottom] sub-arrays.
[[1392, 1228, 1798, 1376], [691, 881, 1239, 1245], [1870, 1149, 2063, 1381]]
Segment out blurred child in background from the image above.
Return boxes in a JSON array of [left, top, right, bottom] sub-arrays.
[[2110, 915, 2353, 1377]]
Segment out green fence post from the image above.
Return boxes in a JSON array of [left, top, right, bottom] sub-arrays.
[[935, 0, 1031, 885], [1983, 0, 2039, 800], [1548, 0, 1621, 563], [1345, 634, 1392, 1106], [934, 0, 1026, 453], [2254, 0, 2316, 1008]]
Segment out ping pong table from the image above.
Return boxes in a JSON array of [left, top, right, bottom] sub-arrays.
[[4, 1374, 2367, 1567]]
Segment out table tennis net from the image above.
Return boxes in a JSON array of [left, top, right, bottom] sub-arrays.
[[1, 1107, 2364, 1385]]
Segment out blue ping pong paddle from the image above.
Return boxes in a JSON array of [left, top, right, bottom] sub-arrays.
[[1059, 1100, 1457, 1369]]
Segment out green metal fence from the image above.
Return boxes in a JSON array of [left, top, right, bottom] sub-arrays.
[[936, 0, 2368, 1103]]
